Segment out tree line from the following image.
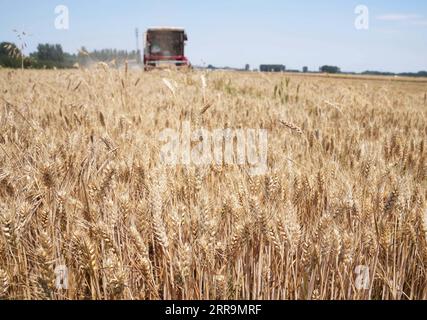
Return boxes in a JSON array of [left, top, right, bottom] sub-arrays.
[[0, 42, 140, 69]]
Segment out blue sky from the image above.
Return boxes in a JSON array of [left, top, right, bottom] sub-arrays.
[[1, 0, 426, 72]]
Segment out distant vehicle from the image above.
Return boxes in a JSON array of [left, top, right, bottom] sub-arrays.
[[143, 27, 190, 70]]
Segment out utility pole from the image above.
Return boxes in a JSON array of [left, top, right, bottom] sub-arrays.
[[135, 28, 141, 64]]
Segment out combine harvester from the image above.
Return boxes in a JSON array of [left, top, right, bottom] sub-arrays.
[[143, 27, 190, 70]]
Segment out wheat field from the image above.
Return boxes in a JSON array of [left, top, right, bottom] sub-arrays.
[[0, 66, 426, 300]]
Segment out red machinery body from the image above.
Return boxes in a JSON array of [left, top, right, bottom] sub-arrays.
[[144, 27, 190, 69]]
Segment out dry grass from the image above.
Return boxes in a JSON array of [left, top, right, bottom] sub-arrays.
[[0, 67, 426, 300]]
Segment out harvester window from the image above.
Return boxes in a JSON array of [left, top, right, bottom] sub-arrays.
[[148, 32, 184, 57]]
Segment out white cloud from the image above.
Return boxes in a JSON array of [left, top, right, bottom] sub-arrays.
[[376, 14, 421, 21]]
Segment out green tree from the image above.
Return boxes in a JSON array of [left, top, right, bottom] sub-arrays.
[[0, 42, 23, 68], [36, 43, 64, 62], [319, 65, 341, 74]]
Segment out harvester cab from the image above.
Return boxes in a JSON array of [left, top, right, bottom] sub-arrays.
[[143, 27, 190, 70]]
